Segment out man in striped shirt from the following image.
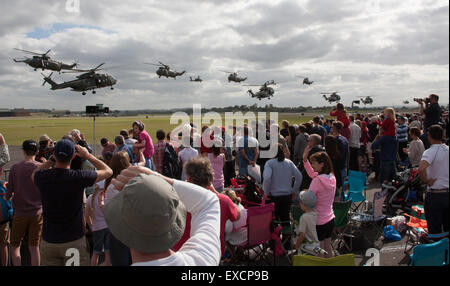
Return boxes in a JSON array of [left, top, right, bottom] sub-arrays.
[[396, 116, 409, 163]]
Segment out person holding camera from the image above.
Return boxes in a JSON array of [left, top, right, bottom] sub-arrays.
[[418, 94, 442, 149], [31, 139, 112, 266]]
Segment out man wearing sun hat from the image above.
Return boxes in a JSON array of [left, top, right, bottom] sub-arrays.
[[32, 139, 112, 266], [105, 166, 221, 266]]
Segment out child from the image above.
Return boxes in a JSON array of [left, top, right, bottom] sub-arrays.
[[330, 103, 351, 139], [378, 108, 396, 137], [208, 143, 225, 192], [86, 185, 111, 266], [295, 190, 322, 255]]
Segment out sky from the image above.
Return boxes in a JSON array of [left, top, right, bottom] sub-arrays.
[[0, 0, 448, 111]]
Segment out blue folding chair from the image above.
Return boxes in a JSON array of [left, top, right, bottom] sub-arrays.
[[410, 238, 449, 266], [341, 170, 368, 211]]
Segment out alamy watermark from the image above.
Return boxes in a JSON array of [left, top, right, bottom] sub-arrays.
[[65, 0, 80, 14], [168, 104, 279, 159], [65, 248, 80, 266]]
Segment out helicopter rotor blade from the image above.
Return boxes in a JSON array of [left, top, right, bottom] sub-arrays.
[[92, 63, 105, 71], [44, 49, 51, 56], [219, 70, 233, 73], [144, 62, 162, 66], [14, 48, 42, 56]]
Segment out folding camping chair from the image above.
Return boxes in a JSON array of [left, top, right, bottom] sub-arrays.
[[341, 170, 368, 212], [292, 253, 356, 266], [350, 189, 388, 248], [228, 201, 275, 265], [331, 200, 354, 253], [409, 238, 449, 266]]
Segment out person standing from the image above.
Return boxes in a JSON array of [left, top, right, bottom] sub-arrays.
[[311, 116, 327, 146], [237, 126, 259, 176], [371, 127, 398, 185], [348, 115, 361, 171], [330, 103, 350, 140], [32, 139, 112, 266], [132, 121, 155, 170], [331, 121, 349, 193], [293, 125, 309, 167], [404, 127, 425, 168], [396, 116, 409, 163], [152, 130, 167, 174], [5, 140, 42, 266], [419, 94, 442, 149], [120, 129, 137, 146], [418, 125, 448, 235], [114, 135, 134, 164], [101, 138, 117, 160]]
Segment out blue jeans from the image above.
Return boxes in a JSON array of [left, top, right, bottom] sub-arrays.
[[145, 158, 154, 170], [379, 160, 396, 185]]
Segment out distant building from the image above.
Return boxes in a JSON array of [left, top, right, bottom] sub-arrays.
[[0, 108, 31, 117]]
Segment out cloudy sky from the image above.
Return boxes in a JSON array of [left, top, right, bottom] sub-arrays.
[[1, 0, 448, 111]]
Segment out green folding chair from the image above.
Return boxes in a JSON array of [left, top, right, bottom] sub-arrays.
[[331, 200, 354, 253], [293, 254, 356, 266]]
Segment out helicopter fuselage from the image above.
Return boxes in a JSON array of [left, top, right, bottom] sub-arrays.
[[15, 56, 76, 71]]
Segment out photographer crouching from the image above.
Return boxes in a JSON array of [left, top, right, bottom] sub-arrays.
[[415, 94, 442, 149]]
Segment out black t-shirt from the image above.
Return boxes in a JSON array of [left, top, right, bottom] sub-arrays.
[[280, 128, 289, 139], [367, 123, 379, 142], [34, 168, 97, 243], [424, 103, 442, 129]]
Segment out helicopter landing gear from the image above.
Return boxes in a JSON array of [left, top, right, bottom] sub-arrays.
[[92, 90, 96, 94], [82, 92, 86, 95], [111, 87, 114, 90], [34, 69, 37, 71]]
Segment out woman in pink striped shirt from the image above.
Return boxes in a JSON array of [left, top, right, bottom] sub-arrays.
[[303, 146, 336, 258]]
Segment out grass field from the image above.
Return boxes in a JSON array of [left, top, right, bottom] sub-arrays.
[[0, 113, 317, 146]]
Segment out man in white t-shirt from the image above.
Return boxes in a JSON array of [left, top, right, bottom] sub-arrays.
[[105, 166, 221, 266], [178, 136, 199, 181], [349, 115, 361, 171], [237, 126, 259, 176], [418, 125, 449, 234]]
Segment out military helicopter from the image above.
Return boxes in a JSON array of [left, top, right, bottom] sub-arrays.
[[41, 63, 117, 95], [358, 96, 374, 105], [296, 75, 314, 85], [144, 62, 186, 79], [189, 75, 203, 82], [403, 100, 410, 104], [321, 92, 342, 103], [244, 80, 276, 100], [219, 70, 247, 83], [13, 48, 79, 72]]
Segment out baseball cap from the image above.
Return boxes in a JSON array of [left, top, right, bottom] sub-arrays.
[[104, 173, 186, 254], [22, 140, 38, 152], [299, 190, 317, 210], [54, 139, 75, 161]]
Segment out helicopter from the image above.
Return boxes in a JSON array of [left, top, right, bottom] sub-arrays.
[[144, 62, 186, 79], [219, 70, 247, 83], [358, 96, 374, 105], [189, 75, 203, 82], [296, 75, 314, 85], [403, 100, 410, 104], [321, 92, 342, 103], [244, 80, 276, 100], [13, 48, 78, 72], [41, 63, 117, 95]]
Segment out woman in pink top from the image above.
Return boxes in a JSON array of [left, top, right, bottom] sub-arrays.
[[132, 121, 155, 170], [303, 146, 336, 258], [208, 144, 225, 192]]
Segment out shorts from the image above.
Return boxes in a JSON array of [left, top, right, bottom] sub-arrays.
[[40, 236, 89, 266], [92, 228, 111, 254], [11, 214, 43, 247], [0, 222, 9, 246], [316, 218, 335, 241]]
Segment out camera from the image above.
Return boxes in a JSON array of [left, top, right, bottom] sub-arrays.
[[413, 97, 430, 104], [86, 104, 110, 115]]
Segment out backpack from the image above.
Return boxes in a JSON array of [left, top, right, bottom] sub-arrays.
[[162, 143, 182, 180], [0, 181, 13, 224]]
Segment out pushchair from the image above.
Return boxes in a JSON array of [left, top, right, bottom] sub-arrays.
[[384, 168, 426, 216], [230, 175, 264, 208]]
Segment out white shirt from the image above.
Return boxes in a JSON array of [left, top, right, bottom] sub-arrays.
[[349, 122, 361, 148], [421, 144, 449, 189], [225, 204, 248, 246], [178, 147, 199, 181], [132, 180, 221, 266], [236, 136, 259, 149]]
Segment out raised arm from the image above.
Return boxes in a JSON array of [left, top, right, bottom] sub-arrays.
[[76, 145, 112, 183], [0, 133, 10, 168]]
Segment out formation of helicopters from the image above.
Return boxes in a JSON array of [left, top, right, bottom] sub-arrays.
[[13, 48, 415, 105]]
